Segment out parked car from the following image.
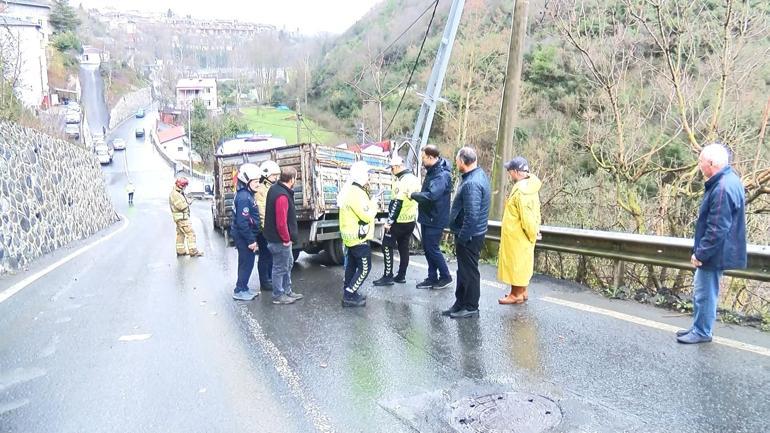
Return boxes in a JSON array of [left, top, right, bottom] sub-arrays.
[[65, 101, 81, 112], [65, 111, 80, 124], [64, 123, 80, 140], [95, 144, 112, 164], [112, 138, 126, 150], [135, 109, 145, 118], [135, 127, 145, 137]]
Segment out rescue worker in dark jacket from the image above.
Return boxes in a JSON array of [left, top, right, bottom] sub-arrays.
[[410, 144, 453, 290], [230, 163, 262, 301], [677, 143, 747, 344]]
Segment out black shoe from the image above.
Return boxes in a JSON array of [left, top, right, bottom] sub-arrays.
[[441, 306, 461, 317], [373, 276, 394, 286], [433, 277, 453, 290], [342, 290, 366, 308], [676, 328, 691, 337], [450, 308, 479, 319], [416, 279, 437, 289], [260, 281, 273, 292], [394, 274, 407, 284]]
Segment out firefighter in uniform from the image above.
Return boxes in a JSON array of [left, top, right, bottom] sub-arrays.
[[373, 155, 420, 286], [169, 177, 203, 257], [339, 161, 378, 307], [254, 161, 281, 291]]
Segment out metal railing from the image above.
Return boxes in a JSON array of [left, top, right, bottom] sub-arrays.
[[483, 222, 770, 283]]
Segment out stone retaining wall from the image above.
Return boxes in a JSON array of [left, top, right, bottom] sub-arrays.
[[0, 122, 118, 275], [108, 87, 152, 129]]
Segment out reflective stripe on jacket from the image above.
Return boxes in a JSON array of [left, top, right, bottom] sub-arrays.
[[169, 186, 190, 221]]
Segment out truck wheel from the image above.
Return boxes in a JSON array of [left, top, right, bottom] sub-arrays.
[[324, 239, 344, 266]]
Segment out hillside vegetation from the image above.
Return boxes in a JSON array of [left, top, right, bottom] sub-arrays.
[[309, 0, 770, 322]]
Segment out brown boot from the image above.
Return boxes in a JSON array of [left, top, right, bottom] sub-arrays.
[[499, 286, 525, 305]]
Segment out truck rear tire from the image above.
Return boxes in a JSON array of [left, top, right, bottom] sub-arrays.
[[324, 239, 344, 266]]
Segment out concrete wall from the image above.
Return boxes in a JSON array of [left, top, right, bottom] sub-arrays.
[[0, 122, 118, 275], [108, 87, 151, 129]]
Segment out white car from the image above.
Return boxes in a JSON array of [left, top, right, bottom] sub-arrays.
[[65, 111, 81, 124], [95, 144, 112, 164], [64, 123, 80, 140], [112, 138, 126, 150]]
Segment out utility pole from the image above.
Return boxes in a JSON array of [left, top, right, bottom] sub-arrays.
[[296, 97, 302, 144], [491, 0, 529, 219]]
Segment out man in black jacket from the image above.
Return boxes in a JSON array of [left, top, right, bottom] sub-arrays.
[[410, 145, 453, 290], [443, 146, 490, 319]]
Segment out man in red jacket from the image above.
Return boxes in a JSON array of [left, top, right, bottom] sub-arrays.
[[263, 167, 304, 305]]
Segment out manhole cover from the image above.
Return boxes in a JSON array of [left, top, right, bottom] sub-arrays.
[[449, 392, 562, 432]]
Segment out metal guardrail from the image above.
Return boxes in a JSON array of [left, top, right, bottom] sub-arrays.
[[483, 222, 770, 282]]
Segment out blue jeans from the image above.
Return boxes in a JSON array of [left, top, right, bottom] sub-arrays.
[[421, 224, 450, 282], [691, 268, 723, 337], [267, 242, 294, 299], [234, 239, 255, 293], [256, 233, 272, 286]]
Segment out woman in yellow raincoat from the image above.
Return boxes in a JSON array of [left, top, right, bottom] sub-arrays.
[[498, 157, 541, 304]]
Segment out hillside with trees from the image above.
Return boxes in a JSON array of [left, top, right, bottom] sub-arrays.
[[307, 0, 770, 322]]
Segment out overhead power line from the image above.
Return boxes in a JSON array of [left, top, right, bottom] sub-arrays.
[[383, 0, 440, 137]]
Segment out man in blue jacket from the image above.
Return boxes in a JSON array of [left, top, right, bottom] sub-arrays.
[[230, 164, 262, 301], [677, 143, 747, 344], [411, 145, 454, 290], [443, 147, 490, 319]]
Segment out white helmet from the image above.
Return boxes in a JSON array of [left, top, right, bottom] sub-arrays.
[[237, 163, 261, 184], [349, 161, 370, 186], [259, 160, 281, 178]]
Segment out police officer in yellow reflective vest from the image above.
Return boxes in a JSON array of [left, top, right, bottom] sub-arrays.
[[373, 155, 420, 286], [339, 161, 378, 308], [169, 177, 203, 257]]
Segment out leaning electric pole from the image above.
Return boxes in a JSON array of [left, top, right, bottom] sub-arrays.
[[491, 0, 529, 219]]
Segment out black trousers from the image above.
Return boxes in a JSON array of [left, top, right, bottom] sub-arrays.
[[382, 221, 415, 277], [453, 235, 485, 311], [344, 243, 371, 292]]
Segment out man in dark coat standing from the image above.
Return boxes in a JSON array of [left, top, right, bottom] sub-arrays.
[[677, 143, 747, 344], [410, 144, 454, 290], [443, 146, 490, 319]]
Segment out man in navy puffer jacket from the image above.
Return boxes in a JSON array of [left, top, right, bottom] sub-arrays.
[[677, 143, 747, 344]]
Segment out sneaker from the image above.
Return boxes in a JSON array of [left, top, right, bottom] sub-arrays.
[[676, 332, 712, 344], [272, 294, 296, 305], [233, 290, 256, 301], [373, 276, 394, 286], [416, 279, 437, 289], [342, 290, 366, 308], [247, 288, 261, 298], [676, 328, 691, 337], [394, 275, 407, 284], [287, 292, 304, 300], [433, 277, 453, 290]]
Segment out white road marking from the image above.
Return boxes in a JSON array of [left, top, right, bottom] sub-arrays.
[[0, 215, 130, 304], [118, 334, 152, 342], [239, 306, 335, 433], [541, 296, 770, 358], [373, 252, 770, 357]]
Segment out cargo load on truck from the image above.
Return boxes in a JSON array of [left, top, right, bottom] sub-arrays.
[[212, 138, 394, 264]]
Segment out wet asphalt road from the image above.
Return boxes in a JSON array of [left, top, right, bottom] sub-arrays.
[[79, 64, 109, 135], [1, 114, 770, 433]]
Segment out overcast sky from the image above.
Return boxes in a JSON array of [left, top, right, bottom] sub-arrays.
[[76, 0, 382, 35]]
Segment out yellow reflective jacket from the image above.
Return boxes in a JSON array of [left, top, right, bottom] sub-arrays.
[[254, 179, 272, 229], [391, 170, 420, 224], [339, 182, 378, 247], [169, 186, 190, 221]]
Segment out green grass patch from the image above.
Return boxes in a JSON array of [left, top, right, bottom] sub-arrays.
[[241, 107, 335, 144]]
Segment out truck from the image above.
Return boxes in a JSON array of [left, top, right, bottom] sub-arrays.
[[211, 136, 394, 264]]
